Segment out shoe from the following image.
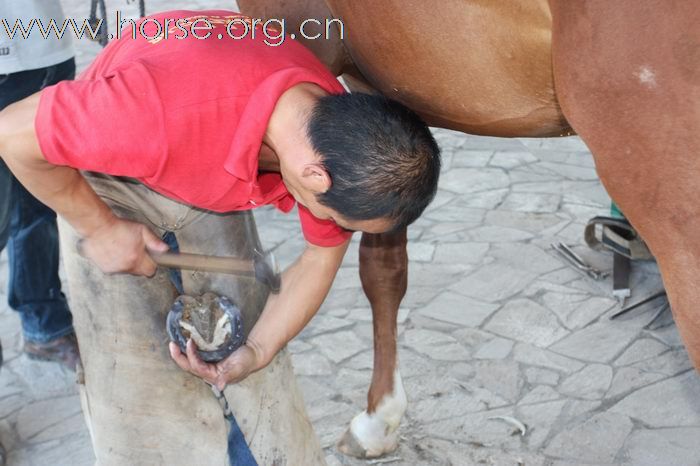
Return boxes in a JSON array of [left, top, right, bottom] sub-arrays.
[[24, 333, 81, 371]]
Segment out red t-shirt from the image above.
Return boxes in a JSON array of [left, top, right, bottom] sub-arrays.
[[35, 10, 352, 247]]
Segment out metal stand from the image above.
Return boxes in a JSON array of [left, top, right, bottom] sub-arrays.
[[89, 0, 109, 47], [89, 0, 147, 48]]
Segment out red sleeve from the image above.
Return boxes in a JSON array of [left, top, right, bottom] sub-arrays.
[[297, 204, 353, 247], [35, 62, 167, 178]]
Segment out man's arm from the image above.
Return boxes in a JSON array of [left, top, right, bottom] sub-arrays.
[[0, 92, 167, 275], [248, 239, 350, 363], [170, 239, 350, 389]]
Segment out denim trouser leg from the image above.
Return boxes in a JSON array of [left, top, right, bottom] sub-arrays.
[[7, 179, 73, 342], [0, 58, 76, 342], [0, 162, 10, 250]]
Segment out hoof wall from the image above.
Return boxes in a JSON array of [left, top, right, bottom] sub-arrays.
[[337, 426, 398, 459], [337, 429, 370, 458]]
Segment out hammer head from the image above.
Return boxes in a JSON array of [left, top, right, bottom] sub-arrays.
[[253, 250, 281, 293]]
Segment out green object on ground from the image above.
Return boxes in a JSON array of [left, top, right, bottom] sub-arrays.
[[610, 202, 625, 219]]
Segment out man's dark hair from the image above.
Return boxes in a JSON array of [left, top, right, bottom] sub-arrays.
[[307, 93, 441, 230]]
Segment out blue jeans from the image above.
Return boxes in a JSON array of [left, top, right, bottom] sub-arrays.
[[0, 58, 75, 343]]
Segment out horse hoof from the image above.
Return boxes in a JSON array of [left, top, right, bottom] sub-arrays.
[[166, 292, 244, 363], [337, 428, 369, 458], [337, 412, 399, 459]]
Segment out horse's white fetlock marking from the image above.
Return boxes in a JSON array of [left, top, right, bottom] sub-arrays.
[[339, 370, 407, 458]]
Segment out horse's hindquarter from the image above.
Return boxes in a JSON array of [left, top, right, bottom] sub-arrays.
[[326, 0, 569, 137], [551, 0, 700, 370]]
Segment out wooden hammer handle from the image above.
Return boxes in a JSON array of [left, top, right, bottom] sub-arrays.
[[150, 252, 255, 276]]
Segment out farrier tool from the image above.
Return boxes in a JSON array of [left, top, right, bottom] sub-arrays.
[[609, 289, 667, 320], [551, 242, 608, 281], [150, 249, 281, 293]]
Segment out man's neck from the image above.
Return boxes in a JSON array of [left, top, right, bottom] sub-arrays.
[[258, 142, 280, 172], [262, 83, 328, 171]]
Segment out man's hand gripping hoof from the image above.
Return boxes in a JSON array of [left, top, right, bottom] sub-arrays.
[[169, 339, 264, 390]]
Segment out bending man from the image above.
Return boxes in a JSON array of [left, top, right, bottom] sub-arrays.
[[0, 9, 440, 465]]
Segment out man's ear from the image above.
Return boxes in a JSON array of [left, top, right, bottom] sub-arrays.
[[301, 163, 331, 194]]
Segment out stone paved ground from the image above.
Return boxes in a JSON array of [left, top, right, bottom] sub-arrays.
[[1, 1, 699, 465]]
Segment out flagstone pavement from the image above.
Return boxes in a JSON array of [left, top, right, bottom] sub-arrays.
[[0, 0, 698, 464]]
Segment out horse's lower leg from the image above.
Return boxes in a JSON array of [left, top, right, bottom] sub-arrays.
[[338, 230, 408, 458], [552, 0, 700, 369]]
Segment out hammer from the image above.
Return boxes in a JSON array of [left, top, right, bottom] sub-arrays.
[[149, 249, 281, 293]]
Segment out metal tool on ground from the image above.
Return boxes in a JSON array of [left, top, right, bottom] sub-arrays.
[[585, 210, 654, 307], [584, 215, 653, 261], [551, 242, 608, 281], [150, 249, 281, 293], [609, 289, 667, 320], [643, 302, 671, 330], [612, 253, 631, 304]]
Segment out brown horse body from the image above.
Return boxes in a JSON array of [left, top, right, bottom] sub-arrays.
[[239, 0, 700, 458]]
